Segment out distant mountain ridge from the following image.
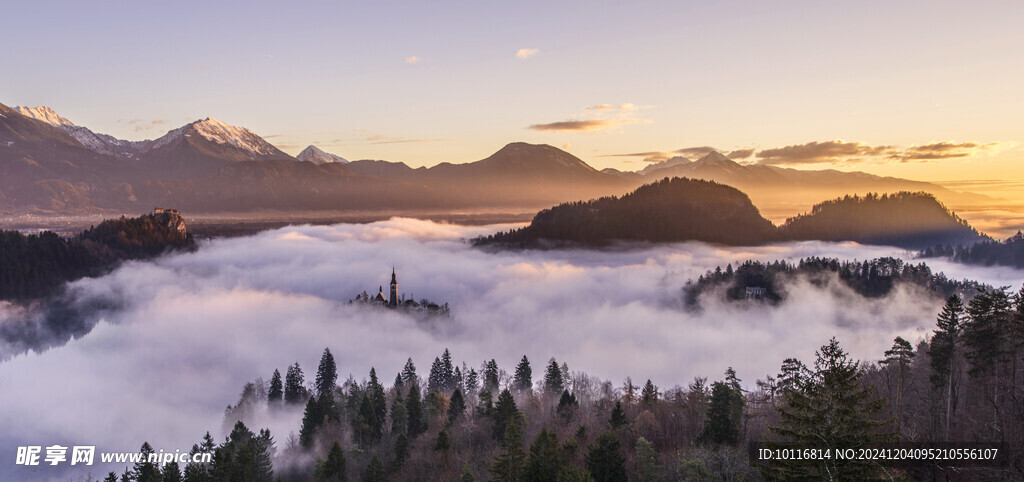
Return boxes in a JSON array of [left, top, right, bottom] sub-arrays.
[[603, 151, 987, 207], [0, 102, 990, 218]]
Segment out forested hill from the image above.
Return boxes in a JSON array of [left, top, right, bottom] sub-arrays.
[[924, 230, 1024, 269], [476, 182, 987, 250], [778, 192, 984, 249], [0, 210, 194, 301], [683, 256, 986, 308], [474, 177, 777, 247]]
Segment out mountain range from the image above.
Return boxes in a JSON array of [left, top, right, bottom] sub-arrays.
[[0, 102, 986, 216]]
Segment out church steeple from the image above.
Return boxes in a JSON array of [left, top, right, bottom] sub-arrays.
[[389, 267, 398, 307]]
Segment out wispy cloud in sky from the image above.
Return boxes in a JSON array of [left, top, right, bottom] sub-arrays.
[[604, 140, 1000, 166], [530, 103, 651, 133], [528, 119, 646, 132], [897, 142, 992, 161], [756, 140, 998, 165], [405, 56, 422, 64], [515, 48, 539, 59]]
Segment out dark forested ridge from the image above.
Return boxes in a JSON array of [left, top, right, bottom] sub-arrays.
[[0, 210, 194, 301], [683, 256, 987, 308], [475, 177, 777, 247], [924, 230, 1024, 269], [119, 287, 1024, 481], [475, 179, 987, 250], [778, 192, 984, 250]]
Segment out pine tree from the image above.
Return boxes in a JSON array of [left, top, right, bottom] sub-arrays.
[[441, 348, 455, 392], [586, 432, 626, 482], [699, 381, 741, 445], [354, 393, 374, 446], [466, 368, 480, 395], [134, 442, 161, 482], [483, 359, 500, 392], [435, 430, 452, 453], [361, 455, 385, 482], [183, 432, 215, 481], [460, 464, 477, 482], [776, 358, 807, 396], [299, 395, 322, 449], [929, 294, 964, 440], [477, 389, 495, 417], [393, 372, 404, 391], [513, 355, 533, 393], [608, 400, 627, 429], [524, 428, 564, 481], [428, 356, 444, 393], [543, 358, 564, 397], [390, 397, 407, 435], [640, 379, 658, 407], [881, 336, 915, 433], [366, 368, 387, 439], [766, 338, 893, 480], [406, 383, 426, 437], [315, 441, 346, 481], [284, 363, 307, 405], [634, 437, 660, 482], [161, 461, 181, 482], [268, 369, 283, 407], [454, 366, 464, 393], [557, 390, 578, 423], [490, 415, 527, 482], [964, 288, 1012, 376], [448, 388, 467, 424], [392, 433, 409, 472], [315, 348, 338, 398], [252, 428, 275, 482], [401, 358, 417, 385], [492, 388, 520, 440]]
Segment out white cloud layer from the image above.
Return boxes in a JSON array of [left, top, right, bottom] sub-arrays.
[[1, 218, 1021, 478]]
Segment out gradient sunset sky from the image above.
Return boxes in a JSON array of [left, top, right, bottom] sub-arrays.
[[4, 0, 1022, 186]]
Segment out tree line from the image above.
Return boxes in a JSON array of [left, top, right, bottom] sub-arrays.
[[923, 230, 1024, 269], [683, 256, 986, 308], [107, 284, 1023, 480], [0, 211, 194, 302]]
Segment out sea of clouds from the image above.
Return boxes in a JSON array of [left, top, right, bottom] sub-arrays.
[[1, 218, 1021, 479]]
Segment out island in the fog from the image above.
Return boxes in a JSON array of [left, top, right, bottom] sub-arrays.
[[475, 177, 984, 250]]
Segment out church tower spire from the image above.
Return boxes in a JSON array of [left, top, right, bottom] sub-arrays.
[[389, 267, 398, 307]]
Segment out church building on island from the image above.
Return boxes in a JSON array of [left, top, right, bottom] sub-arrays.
[[351, 268, 449, 316]]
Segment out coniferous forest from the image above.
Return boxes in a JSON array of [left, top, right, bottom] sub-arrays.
[[923, 230, 1024, 269], [108, 285, 1024, 481], [683, 256, 987, 308], [0, 211, 194, 302]]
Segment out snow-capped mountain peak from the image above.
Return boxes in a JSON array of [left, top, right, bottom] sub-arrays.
[[188, 117, 280, 156], [297, 145, 349, 164], [693, 151, 736, 166], [15, 106, 76, 127], [639, 155, 692, 175], [13, 105, 150, 157]]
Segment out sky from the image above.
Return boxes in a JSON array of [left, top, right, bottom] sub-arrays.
[[3, 0, 1023, 183], [3, 218, 1021, 478]]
